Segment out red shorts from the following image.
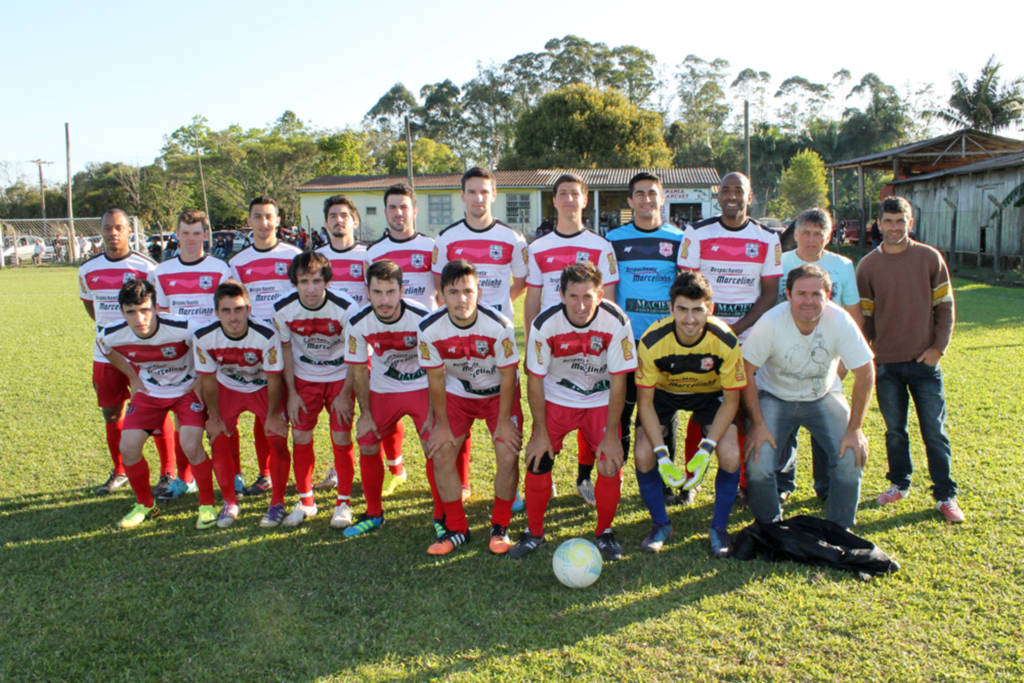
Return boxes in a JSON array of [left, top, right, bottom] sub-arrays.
[[358, 388, 431, 447], [293, 376, 351, 432], [542, 401, 619, 453], [217, 383, 288, 431], [124, 391, 207, 431], [92, 361, 130, 408], [446, 386, 524, 441]]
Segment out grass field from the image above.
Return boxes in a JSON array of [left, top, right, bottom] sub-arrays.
[[1, 265, 1023, 682]]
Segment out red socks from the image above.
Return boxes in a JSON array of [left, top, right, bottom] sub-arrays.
[[424, 457, 444, 519], [738, 434, 747, 489], [442, 498, 468, 534], [577, 432, 596, 466], [360, 452, 385, 518], [191, 456, 216, 506], [105, 418, 125, 475], [491, 496, 514, 528], [268, 435, 291, 506], [293, 442, 315, 506], [174, 432, 193, 484], [332, 442, 355, 506], [253, 418, 271, 477], [525, 471, 554, 537], [457, 436, 471, 489], [382, 422, 406, 476], [124, 459, 154, 507], [153, 413, 176, 477], [684, 418, 703, 470], [211, 435, 238, 506], [594, 470, 623, 536], [229, 430, 241, 477]]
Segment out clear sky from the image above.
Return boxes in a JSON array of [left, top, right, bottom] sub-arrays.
[[3, 0, 1022, 185]]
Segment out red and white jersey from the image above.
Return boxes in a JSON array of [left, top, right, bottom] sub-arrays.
[[346, 299, 430, 393], [272, 290, 356, 383], [193, 319, 283, 394], [418, 304, 519, 399], [526, 301, 636, 409], [97, 315, 196, 399], [432, 220, 528, 317], [316, 242, 368, 306], [527, 229, 619, 310], [154, 254, 232, 324], [228, 242, 302, 323], [678, 218, 783, 342], [365, 232, 436, 311], [78, 250, 158, 362]]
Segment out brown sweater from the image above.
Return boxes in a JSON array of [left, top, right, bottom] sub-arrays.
[[855, 241, 955, 364]]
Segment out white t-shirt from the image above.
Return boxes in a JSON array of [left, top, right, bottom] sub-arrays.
[[742, 301, 874, 402], [97, 315, 196, 399], [526, 228, 619, 310], [417, 304, 520, 399], [432, 219, 528, 317], [272, 291, 356, 383], [526, 301, 635, 409], [154, 254, 233, 324], [346, 299, 430, 393], [78, 250, 158, 362], [316, 243, 368, 306], [365, 232, 436, 311], [228, 242, 302, 322]]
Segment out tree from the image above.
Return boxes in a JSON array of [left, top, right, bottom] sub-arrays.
[[364, 83, 419, 139], [929, 55, 1024, 133], [382, 138, 462, 175], [503, 84, 672, 170], [779, 149, 830, 214], [671, 55, 734, 168]]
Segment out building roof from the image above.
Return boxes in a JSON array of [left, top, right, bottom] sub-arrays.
[[298, 168, 721, 193], [827, 129, 1024, 173], [889, 150, 1024, 186]]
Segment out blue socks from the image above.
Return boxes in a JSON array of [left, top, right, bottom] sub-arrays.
[[636, 467, 670, 525], [711, 467, 740, 530]]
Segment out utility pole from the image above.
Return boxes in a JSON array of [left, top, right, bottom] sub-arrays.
[[404, 115, 414, 188], [194, 132, 210, 221], [66, 124, 76, 261], [28, 159, 54, 243], [744, 100, 751, 180]]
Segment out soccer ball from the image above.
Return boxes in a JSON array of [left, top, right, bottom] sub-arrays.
[[552, 538, 603, 588]]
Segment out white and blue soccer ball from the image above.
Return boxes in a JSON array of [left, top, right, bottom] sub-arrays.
[[552, 538, 603, 588]]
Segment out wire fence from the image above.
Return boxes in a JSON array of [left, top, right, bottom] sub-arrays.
[[1, 217, 142, 267]]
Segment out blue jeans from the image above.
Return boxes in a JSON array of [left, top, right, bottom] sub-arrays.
[[775, 430, 831, 498], [747, 390, 863, 528], [875, 361, 957, 501]]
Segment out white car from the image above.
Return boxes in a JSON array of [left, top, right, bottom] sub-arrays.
[[3, 235, 53, 264]]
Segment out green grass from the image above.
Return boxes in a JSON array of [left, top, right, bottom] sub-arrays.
[[1, 267, 1022, 682]]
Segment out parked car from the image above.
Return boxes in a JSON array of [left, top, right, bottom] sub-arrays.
[[759, 217, 785, 230], [842, 221, 862, 244], [3, 235, 53, 265]]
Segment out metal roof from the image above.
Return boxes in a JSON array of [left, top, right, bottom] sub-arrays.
[[827, 130, 1024, 172], [889, 150, 1024, 185], [298, 168, 721, 193]]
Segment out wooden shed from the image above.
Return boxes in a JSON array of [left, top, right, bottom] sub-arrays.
[[889, 151, 1024, 269]]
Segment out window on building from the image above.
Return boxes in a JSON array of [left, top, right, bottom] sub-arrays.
[[506, 194, 531, 225], [365, 206, 377, 215], [428, 195, 452, 225]]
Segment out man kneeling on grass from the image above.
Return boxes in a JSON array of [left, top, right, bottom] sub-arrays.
[[97, 278, 217, 529], [742, 264, 875, 529]]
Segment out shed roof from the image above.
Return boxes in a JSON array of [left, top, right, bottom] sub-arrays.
[[889, 150, 1024, 186], [827, 130, 1024, 173], [298, 168, 721, 193]]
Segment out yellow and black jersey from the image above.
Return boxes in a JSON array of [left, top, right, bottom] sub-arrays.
[[636, 315, 747, 394]]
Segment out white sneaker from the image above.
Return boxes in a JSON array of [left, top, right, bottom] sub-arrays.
[[551, 482, 558, 498], [283, 502, 318, 528], [314, 468, 338, 490], [330, 502, 353, 529], [576, 480, 596, 506]]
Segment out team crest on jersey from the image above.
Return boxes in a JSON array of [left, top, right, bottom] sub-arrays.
[[575, 251, 590, 264], [349, 335, 357, 354], [475, 339, 490, 355], [590, 335, 604, 352], [535, 340, 542, 359], [681, 238, 691, 259], [191, 402, 203, 412], [161, 346, 177, 358], [404, 335, 417, 348], [199, 276, 213, 289], [267, 347, 277, 365], [197, 347, 207, 364], [659, 242, 674, 257], [621, 338, 634, 361], [419, 341, 430, 360], [701, 356, 714, 371], [735, 363, 746, 383], [244, 351, 258, 364], [274, 262, 288, 276], [349, 263, 362, 278], [502, 338, 514, 358], [123, 272, 137, 284], [327, 322, 336, 334], [522, 247, 528, 263], [745, 242, 759, 259], [489, 245, 503, 261], [431, 246, 438, 265], [79, 276, 88, 294], [410, 253, 424, 269], [607, 253, 617, 274], [774, 244, 782, 266]]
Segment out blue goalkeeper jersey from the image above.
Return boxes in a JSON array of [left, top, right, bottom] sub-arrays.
[[606, 221, 684, 339]]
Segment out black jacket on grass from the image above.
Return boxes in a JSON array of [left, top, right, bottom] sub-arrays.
[[733, 515, 900, 579]]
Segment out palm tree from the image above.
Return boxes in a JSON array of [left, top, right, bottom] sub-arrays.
[[931, 55, 1024, 133]]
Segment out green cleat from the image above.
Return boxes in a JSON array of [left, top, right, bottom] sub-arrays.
[[120, 503, 158, 529], [381, 471, 407, 497], [196, 505, 218, 530]]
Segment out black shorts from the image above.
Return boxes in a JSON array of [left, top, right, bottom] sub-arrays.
[[652, 390, 723, 438]]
